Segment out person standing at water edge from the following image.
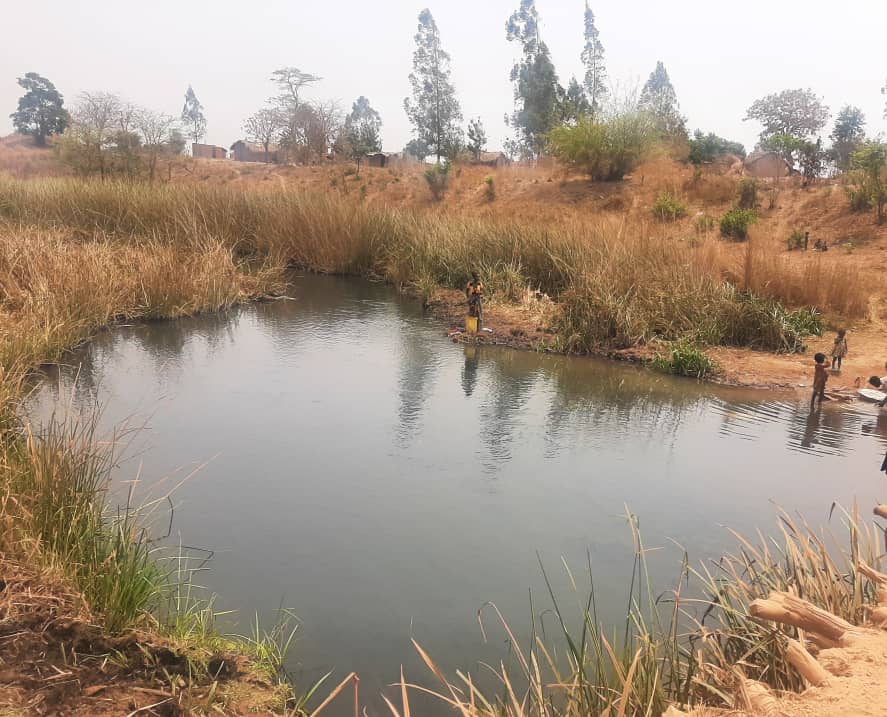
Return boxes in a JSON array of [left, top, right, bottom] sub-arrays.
[[831, 329, 848, 370], [466, 272, 484, 320], [811, 352, 829, 409]]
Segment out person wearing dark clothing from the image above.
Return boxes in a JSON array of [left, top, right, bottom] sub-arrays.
[[803, 231, 809, 250], [466, 272, 484, 320]]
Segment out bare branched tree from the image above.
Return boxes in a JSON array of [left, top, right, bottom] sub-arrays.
[[243, 108, 282, 162]]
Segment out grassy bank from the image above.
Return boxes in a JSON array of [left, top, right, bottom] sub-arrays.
[[1, 177, 868, 354]]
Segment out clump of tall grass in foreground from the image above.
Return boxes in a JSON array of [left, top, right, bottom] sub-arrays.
[[381, 506, 885, 717]]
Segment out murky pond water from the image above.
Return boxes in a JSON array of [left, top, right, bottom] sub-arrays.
[[28, 275, 887, 715]]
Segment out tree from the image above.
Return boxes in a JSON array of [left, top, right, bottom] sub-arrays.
[[849, 142, 887, 223], [744, 88, 829, 145], [558, 77, 591, 125], [271, 67, 322, 111], [136, 109, 179, 180], [180, 85, 207, 145], [638, 61, 686, 138], [343, 96, 382, 173], [269, 68, 324, 162], [829, 105, 866, 171], [10, 73, 69, 146], [405, 138, 430, 161], [466, 117, 487, 160], [404, 9, 463, 163], [67, 91, 124, 178], [506, 0, 561, 158], [243, 108, 282, 162], [688, 130, 745, 164], [581, 2, 607, 116]]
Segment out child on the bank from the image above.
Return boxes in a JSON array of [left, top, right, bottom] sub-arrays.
[[812, 352, 829, 409], [831, 329, 848, 371]]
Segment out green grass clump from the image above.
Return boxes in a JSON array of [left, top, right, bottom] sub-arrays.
[[719, 208, 757, 241], [651, 192, 687, 221], [652, 340, 716, 378]]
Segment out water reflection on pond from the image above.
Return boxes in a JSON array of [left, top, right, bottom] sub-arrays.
[[28, 275, 887, 715]]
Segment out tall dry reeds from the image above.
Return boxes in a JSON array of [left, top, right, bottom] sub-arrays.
[[733, 243, 871, 319], [0, 177, 851, 354]]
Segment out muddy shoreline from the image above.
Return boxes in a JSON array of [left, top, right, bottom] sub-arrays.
[[425, 288, 821, 392]]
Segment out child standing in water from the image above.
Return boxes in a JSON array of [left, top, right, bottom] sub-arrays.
[[812, 352, 828, 409], [831, 329, 848, 370]]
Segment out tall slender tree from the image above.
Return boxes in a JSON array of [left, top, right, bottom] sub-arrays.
[[639, 61, 686, 138], [404, 9, 463, 162], [343, 96, 382, 174], [506, 0, 561, 158], [10, 73, 69, 146], [180, 85, 206, 144], [581, 3, 607, 116]]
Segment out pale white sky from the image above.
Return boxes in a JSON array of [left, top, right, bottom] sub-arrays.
[[3, 1, 887, 154]]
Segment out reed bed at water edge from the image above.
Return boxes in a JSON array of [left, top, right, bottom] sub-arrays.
[[379, 507, 887, 717], [0, 177, 861, 353]]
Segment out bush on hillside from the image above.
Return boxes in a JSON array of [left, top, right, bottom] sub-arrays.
[[687, 130, 746, 165], [720, 208, 757, 241], [424, 162, 450, 201], [548, 112, 656, 181], [651, 192, 687, 221], [736, 178, 759, 209]]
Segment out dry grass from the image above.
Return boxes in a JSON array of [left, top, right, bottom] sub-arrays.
[[730, 243, 872, 319], [0, 178, 849, 355], [0, 135, 69, 179]]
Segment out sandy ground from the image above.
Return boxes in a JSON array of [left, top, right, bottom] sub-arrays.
[[677, 628, 887, 717]]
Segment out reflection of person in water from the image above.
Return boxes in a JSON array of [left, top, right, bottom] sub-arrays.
[[801, 408, 821, 449], [461, 345, 479, 397]]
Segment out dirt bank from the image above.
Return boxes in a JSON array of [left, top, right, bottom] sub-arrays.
[[0, 559, 288, 716]]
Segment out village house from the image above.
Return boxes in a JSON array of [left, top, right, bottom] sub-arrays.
[[229, 140, 281, 163], [191, 143, 227, 160]]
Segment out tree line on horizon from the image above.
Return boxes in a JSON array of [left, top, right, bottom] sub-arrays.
[[7, 0, 887, 196]]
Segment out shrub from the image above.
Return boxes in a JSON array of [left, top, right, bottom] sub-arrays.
[[548, 112, 656, 181], [720, 208, 757, 241], [343, 167, 357, 177], [687, 130, 746, 165], [694, 214, 715, 234], [652, 341, 717, 378], [737, 178, 758, 209], [484, 175, 495, 201], [423, 162, 450, 201], [652, 192, 687, 221], [786, 229, 805, 250], [846, 185, 872, 211]]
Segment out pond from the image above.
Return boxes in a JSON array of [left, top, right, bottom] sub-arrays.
[[27, 275, 887, 715]]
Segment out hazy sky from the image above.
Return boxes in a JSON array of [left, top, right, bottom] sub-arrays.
[[3, 1, 887, 154]]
